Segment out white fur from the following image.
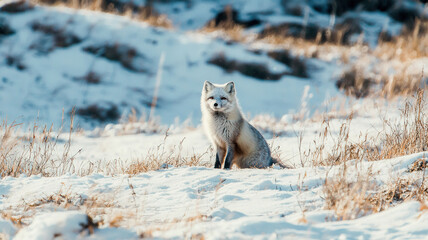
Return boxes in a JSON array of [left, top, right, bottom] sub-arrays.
[[201, 81, 273, 169]]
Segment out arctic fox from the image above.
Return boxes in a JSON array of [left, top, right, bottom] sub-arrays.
[[201, 81, 275, 169]]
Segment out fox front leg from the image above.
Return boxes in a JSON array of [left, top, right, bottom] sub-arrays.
[[215, 147, 226, 168], [223, 146, 234, 169]]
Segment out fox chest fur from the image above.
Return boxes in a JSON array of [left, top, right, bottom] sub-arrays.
[[207, 112, 243, 147]]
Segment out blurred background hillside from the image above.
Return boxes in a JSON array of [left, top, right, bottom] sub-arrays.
[[0, 0, 427, 128]]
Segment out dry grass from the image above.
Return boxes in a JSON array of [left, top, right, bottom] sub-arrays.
[[324, 168, 378, 220], [376, 19, 428, 61], [30, 0, 172, 28], [5, 186, 116, 229], [341, 19, 428, 98], [200, 6, 426, 98], [305, 89, 427, 167], [373, 90, 427, 160], [0, 108, 211, 178], [126, 134, 212, 175], [320, 89, 427, 220], [201, 5, 258, 43], [202, 24, 248, 45], [2, 176, 211, 237], [116, 108, 166, 135], [0, 111, 81, 177], [324, 160, 428, 221]]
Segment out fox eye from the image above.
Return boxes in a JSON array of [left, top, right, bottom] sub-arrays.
[[207, 96, 214, 100], [221, 97, 227, 100]]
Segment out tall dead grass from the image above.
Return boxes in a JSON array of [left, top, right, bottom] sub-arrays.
[[0, 112, 81, 177], [126, 134, 212, 175], [29, 0, 172, 28], [338, 19, 428, 98], [321, 89, 427, 220], [306, 89, 426, 167]]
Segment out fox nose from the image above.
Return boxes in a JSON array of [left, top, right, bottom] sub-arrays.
[[214, 103, 218, 107]]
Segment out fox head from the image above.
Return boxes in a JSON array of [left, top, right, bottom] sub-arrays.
[[202, 81, 236, 113]]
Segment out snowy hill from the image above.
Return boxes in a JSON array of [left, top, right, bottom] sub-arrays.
[[0, 3, 341, 129]]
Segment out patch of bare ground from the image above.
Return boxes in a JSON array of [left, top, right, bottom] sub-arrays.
[[0, 18, 15, 37], [83, 43, 148, 73], [267, 50, 309, 78], [4, 54, 26, 71], [30, 20, 82, 52], [75, 103, 120, 123], [207, 52, 284, 81], [0, 0, 33, 13]]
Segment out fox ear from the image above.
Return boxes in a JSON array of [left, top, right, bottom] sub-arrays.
[[225, 82, 235, 95], [204, 81, 214, 92]]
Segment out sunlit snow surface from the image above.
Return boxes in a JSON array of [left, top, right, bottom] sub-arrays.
[[1, 152, 428, 239], [1, 1, 428, 239]]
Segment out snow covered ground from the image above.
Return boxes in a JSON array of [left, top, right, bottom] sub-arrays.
[[1, 151, 428, 239], [1, 95, 427, 239], [1, 0, 428, 239]]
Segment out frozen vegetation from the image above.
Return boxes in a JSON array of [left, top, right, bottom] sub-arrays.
[[0, 0, 427, 239]]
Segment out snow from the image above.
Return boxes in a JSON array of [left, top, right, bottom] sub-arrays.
[[1, 152, 428, 239], [1, 0, 428, 239], [3, 0, 409, 129], [0, 218, 16, 239], [14, 211, 138, 240]]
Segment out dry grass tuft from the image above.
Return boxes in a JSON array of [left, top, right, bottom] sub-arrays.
[[321, 89, 427, 220], [374, 90, 427, 159], [126, 135, 212, 175], [324, 168, 378, 220], [259, 21, 360, 46], [324, 165, 428, 221], [202, 5, 260, 43], [30, 0, 172, 28], [373, 176, 428, 208], [0, 112, 80, 177], [205, 5, 260, 30], [307, 89, 426, 167], [374, 19, 428, 97]]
